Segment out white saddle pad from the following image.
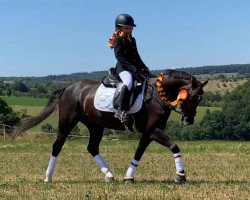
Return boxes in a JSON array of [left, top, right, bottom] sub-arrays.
[[94, 82, 146, 114]]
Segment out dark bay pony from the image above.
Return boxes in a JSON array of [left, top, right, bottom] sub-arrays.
[[13, 70, 208, 184]]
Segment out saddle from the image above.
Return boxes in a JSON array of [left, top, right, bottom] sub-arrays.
[[102, 67, 120, 88], [94, 68, 146, 114]]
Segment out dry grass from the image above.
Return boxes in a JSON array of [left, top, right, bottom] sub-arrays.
[[203, 79, 247, 94], [0, 139, 249, 200]]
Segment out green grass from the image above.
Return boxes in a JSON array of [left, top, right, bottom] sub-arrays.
[[0, 139, 249, 199], [10, 105, 220, 133], [1, 96, 47, 106], [11, 105, 88, 133], [3, 95, 220, 132]]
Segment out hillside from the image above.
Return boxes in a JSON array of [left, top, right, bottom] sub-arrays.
[[203, 79, 247, 94], [0, 64, 249, 83], [0, 64, 249, 100]]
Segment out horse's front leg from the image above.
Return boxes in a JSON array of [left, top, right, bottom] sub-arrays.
[[124, 133, 152, 183], [150, 128, 186, 183]]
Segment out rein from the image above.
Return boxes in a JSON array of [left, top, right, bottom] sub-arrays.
[[156, 73, 189, 111]]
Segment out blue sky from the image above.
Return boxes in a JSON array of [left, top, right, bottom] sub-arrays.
[[0, 0, 250, 77]]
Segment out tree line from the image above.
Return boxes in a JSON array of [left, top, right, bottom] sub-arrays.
[[174, 64, 250, 75], [1, 79, 248, 141], [0, 64, 249, 140], [1, 64, 249, 83], [0, 64, 249, 98]]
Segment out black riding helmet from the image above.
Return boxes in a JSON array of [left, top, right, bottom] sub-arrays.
[[115, 14, 136, 27]]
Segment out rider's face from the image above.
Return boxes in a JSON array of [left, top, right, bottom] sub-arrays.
[[121, 26, 133, 34]]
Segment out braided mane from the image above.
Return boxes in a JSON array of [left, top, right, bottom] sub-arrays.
[[165, 69, 196, 82]]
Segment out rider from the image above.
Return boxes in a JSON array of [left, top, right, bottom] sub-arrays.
[[108, 13, 152, 124]]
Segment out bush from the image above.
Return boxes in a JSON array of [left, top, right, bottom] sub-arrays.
[[165, 121, 182, 140], [41, 123, 56, 133], [116, 130, 141, 140], [0, 98, 20, 126]]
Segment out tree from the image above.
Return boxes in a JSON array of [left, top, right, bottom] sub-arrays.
[[0, 98, 20, 126], [14, 82, 29, 93], [200, 80, 250, 140], [6, 88, 11, 96]]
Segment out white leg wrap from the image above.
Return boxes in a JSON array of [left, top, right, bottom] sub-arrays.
[[174, 153, 184, 172], [126, 159, 139, 178], [44, 155, 57, 182], [94, 154, 110, 175]]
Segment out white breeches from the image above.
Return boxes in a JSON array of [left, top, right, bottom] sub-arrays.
[[119, 71, 133, 91]]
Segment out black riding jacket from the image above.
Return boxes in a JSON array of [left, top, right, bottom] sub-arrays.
[[114, 36, 147, 75]]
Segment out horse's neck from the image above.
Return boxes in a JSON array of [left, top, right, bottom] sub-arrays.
[[147, 76, 190, 101], [164, 78, 188, 100]]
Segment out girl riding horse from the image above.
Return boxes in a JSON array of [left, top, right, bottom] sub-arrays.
[[13, 69, 208, 184], [109, 14, 152, 125]]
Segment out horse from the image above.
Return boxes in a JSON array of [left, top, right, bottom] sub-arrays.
[[12, 69, 208, 184]]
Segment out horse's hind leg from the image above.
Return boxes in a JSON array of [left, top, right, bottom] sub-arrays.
[[86, 123, 114, 182], [44, 111, 78, 183]]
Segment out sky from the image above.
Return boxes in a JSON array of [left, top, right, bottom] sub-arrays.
[[0, 0, 250, 77]]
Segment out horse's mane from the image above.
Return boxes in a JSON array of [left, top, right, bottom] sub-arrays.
[[165, 69, 196, 81]]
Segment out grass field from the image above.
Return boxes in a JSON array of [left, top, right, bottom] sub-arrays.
[[0, 139, 249, 199], [1, 96, 48, 106], [203, 79, 247, 94], [10, 105, 221, 133]]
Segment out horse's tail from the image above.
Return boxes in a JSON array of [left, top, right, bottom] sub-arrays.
[[12, 87, 66, 140]]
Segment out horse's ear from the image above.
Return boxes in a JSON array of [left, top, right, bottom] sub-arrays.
[[201, 78, 209, 87]]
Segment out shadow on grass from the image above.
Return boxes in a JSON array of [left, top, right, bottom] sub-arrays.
[[31, 178, 250, 185], [131, 179, 250, 185], [187, 179, 250, 185]]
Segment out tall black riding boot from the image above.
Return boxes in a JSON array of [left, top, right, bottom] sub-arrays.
[[113, 85, 132, 125]]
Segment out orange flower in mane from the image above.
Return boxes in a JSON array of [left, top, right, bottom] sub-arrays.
[[108, 30, 131, 48], [108, 31, 119, 48]]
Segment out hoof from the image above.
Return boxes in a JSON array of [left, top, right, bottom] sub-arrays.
[[124, 177, 135, 184], [105, 171, 114, 182], [44, 176, 52, 183], [105, 176, 114, 183], [175, 171, 186, 184]]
